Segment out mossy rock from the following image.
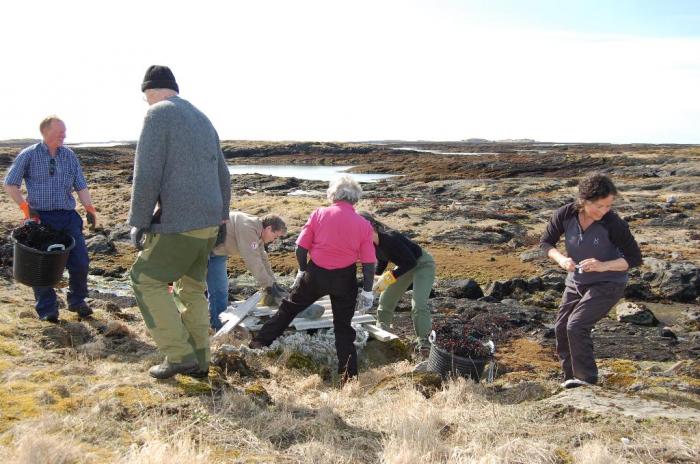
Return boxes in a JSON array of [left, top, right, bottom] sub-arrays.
[[245, 382, 272, 406], [64, 322, 95, 346], [603, 358, 639, 374], [39, 326, 72, 349], [387, 338, 412, 358], [602, 372, 638, 389], [265, 348, 283, 358], [176, 376, 213, 395], [487, 380, 552, 404], [211, 351, 254, 377], [285, 352, 319, 372], [362, 338, 411, 368], [37, 322, 94, 349], [600, 359, 642, 389], [412, 371, 444, 397], [369, 371, 443, 398]]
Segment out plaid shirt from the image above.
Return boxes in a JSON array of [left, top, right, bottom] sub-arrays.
[[4, 143, 88, 211]]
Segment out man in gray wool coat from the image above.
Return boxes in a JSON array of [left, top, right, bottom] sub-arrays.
[[128, 65, 232, 380]]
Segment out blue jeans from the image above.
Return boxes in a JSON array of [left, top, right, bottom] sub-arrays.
[[206, 254, 229, 329], [33, 210, 89, 318]]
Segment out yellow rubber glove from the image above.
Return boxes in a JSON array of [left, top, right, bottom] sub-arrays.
[[373, 270, 397, 292]]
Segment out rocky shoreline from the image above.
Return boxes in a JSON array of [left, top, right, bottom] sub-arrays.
[[0, 141, 699, 443]]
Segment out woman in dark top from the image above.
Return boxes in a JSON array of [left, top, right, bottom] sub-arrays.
[[540, 173, 642, 389], [359, 212, 436, 351]]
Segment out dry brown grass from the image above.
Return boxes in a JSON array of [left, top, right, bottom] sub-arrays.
[[1, 275, 699, 463]]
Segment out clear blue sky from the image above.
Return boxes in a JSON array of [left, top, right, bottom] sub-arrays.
[[1, 0, 699, 144], [455, 0, 700, 37]]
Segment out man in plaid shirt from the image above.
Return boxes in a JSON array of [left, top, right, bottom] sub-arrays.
[[3, 116, 98, 323]]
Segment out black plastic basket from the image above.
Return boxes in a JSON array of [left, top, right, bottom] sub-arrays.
[[11, 229, 75, 287], [426, 331, 495, 382]]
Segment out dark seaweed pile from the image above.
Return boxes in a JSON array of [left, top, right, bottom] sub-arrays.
[[433, 313, 516, 358], [12, 223, 72, 251]]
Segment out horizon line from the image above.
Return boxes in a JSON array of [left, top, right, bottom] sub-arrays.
[[1, 138, 699, 147]]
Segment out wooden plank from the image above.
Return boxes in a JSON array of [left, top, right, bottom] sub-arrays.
[[364, 324, 399, 341], [213, 292, 262, 338]]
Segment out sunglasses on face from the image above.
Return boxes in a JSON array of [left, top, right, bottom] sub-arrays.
[[49, 158, 56, 176]]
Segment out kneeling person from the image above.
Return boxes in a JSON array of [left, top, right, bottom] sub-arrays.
[[207, 212, 287, 329]]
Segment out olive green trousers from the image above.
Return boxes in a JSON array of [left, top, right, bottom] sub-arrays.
[[376, 251, 436, 344], [130, 226, 218, 369]]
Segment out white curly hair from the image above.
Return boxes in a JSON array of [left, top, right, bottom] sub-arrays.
[[327, 174, 362, 204]]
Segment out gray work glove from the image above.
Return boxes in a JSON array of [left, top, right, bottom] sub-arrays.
[[214, 223, 227, 247], [291, 270, 305, 292], [261, 284, 284, 307], [130, 227, 146, 251], [272, 282, 289, 297], [355, 290, 374, 314]]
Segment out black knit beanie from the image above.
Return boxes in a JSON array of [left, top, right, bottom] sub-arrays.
[[141, 65, 179, 93]]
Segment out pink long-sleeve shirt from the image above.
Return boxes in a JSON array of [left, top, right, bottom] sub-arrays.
[[296, 201, 376, 269]]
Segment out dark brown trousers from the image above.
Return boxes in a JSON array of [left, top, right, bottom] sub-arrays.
[[253, 261, 359, 378], [555, 281, 626, 383]]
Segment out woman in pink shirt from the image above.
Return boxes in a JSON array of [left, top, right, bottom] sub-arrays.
[[250, 175, 376, 382]]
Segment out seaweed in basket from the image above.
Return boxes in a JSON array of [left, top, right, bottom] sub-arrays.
[[13, 223, 72, 252]]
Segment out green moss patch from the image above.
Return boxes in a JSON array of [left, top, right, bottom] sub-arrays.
[[176, 376, 213, 395], [285, 352, 319, 372], [0, 340, 21, 356], [0, 380, 40, 432], [0, 359, 11, 373], [245, 382, 272, 406]]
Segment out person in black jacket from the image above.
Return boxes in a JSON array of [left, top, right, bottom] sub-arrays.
[[540, 173, 642, 389], [359, 212, 436, 352]]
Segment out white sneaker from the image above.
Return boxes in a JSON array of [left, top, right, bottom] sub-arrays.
[[562, 378, 592, 389]]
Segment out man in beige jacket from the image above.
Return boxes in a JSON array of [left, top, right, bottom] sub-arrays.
[[207, 212, 287, 329]]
